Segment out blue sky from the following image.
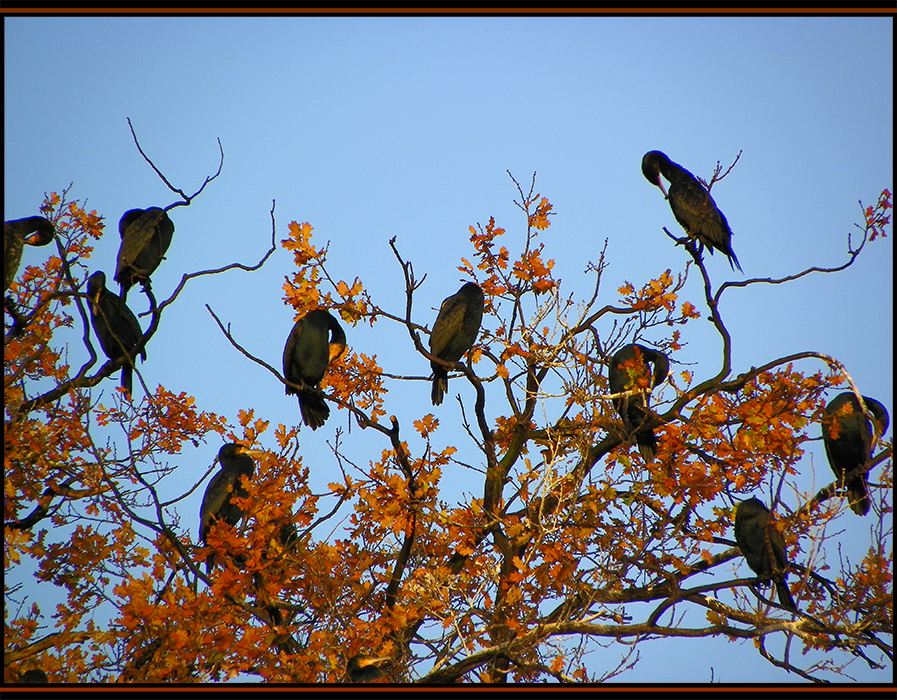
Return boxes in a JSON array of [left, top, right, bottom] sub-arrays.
[[4, 14, 893, 684]]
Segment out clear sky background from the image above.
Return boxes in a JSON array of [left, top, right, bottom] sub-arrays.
[[4, 14, 893, 684]]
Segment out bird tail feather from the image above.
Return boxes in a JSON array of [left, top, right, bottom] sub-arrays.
[[847, 481, 870, 516], [298, 391, 329, 430], [636, 430, 657, 462], [122, 366, 133, 400], [775, 578, 797, 611], [431, 376, 448, 406]]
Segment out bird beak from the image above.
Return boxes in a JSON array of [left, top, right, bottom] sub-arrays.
[[358, 656, 392, 668], [239, 446, 267, 459], [329, 341, 348, 363]]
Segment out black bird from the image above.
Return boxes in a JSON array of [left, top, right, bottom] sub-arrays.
[[282, 309, 347, 430], [347, 654, 392, 682], [4, 216, 55, 291], [608, 344, 669, 462], [822, 392, 890, 516], [733, 497, 797, 610], [642, 150, 742, 272], [199, 443, 264, 572], [18, 668, 49, 683], [114, 207, 174, 303], [429, 282, 485, 406], [86, 271, 145, 398]]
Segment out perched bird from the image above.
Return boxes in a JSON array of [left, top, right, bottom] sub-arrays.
[[429, 282, 485, 406], [86, 271, 145, 398], [641, 150, 742, 272], [608, 344, 669, 462], [18, 668, 49, 683], [347, 654, 392, 683], [282, 310, 347, 430], [733, 497, 796, 610], [199, 443, 265, 572], [114, 207, 174, 302], [4, 216, 55, 291], [822, 392, 890, 516]]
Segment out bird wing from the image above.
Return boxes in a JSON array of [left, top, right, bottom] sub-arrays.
[[430, 295, 467, 359], [282, 318, 305, 376], [767, 521, 789, 573], [107, 294, 145, 362], [200, 468, 238, 542], [668, 178, 718, 234], [115, 209, 167, 280]]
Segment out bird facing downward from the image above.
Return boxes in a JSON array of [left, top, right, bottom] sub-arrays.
[[429, 282, 485, 406], [86, 271, 145, 399], [282, 309, 347, 430], [822, 392, 890, 516], [733, 497, 797, 610], [4, 216, 55, 291], [608, 344, 669, 462], [641, 150, 742, 273]]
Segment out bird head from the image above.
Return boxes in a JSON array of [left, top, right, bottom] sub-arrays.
[[641, 150, 670, 197]]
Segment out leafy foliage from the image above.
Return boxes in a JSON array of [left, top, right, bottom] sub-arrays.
[[3, 155, 892, 685]]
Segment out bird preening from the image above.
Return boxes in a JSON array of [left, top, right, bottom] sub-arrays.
[[608, 344, 670, 462], [642, 150, 742, 273], [429, 282, 485, 406], [199, 443, 265, 573], [822, 392, 890, 516], [282, 309, 347, 430], [86, 271, 146, 399], [4, 216, 55, 291], [115, 207, 175, 303], [733, 497, 797, 611]]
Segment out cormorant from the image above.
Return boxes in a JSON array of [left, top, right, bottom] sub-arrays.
[[641, 150, 742, 272], [608, 344, 669, 462], [429, 282, 484, 406], [86, 271, 145, 398], [4, 216, 55, 291], [733, 497, 796, 610], [199, 443, 265, 572], [347, 654, 392, 682], [282, 309, 347, 430], [822, 392, 890, 516], [114, 207, 174, 302], [18, 668, 49, 683]]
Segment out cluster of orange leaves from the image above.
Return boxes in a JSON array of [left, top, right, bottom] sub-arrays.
[[5, 182, 894, 683], [281, 221, 371, 324], [461, 195, 557, 301], [618, 270, 679, 313], [865, 188, 892, 241]]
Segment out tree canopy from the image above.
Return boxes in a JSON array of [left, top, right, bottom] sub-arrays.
[[3, 139, 893, 685]]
